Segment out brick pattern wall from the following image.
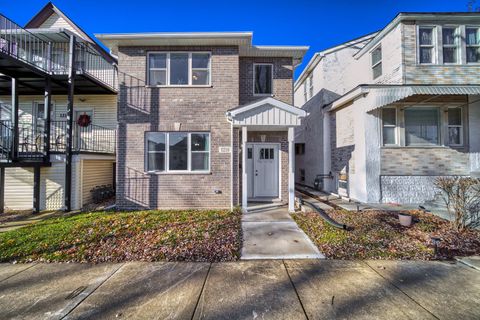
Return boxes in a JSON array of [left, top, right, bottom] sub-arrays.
[[239, 57, 293, 105], [381, 147, 470, 175], [402, 22, 480, 85], [116, 46, 239, 209]]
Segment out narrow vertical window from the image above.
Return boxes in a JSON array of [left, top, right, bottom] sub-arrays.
[[169, 53, 189, 85], [148, 53, 167, 85], [382, 108, 397, 145], [254, 64, 273, 95], [191, 53, 210, 85], [308, 74, 314, 98], [466, 27, 480, 63], [191, 133, 210, 171], [146, 132, 166, 171], [303, 81, 308, 102], [447, 108, 463, 146], [418, 27, 435, 64], [371, 45, 382, 79], [169, 132, 188, 170], [442, 27, 459, 64]]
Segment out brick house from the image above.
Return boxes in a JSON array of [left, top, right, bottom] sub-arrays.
[[97, 32, 308, 212], [294, 12, 480, 205]]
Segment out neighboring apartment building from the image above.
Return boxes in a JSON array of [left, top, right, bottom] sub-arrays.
[[96, 32, 307, 211], [0, 3, 117, 212], [294, 12, 480, 205]]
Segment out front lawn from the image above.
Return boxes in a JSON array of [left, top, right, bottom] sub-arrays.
[[293, 209, 480, 260], [0, 209, 241, 263]]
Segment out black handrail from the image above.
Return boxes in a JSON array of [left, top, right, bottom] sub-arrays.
[[0, 120, 12, 161]]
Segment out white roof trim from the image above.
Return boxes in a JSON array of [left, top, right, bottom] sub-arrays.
[[95, 31, 253, 40], [330, 84, 480, 112], [226, 97, 307, 118]]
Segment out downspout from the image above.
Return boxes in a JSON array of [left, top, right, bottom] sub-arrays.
[[65, 34, 76, 211]]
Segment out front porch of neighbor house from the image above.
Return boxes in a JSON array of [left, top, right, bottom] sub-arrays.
[[227, 97, 307, 212]]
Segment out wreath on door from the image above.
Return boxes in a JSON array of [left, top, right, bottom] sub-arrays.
[[77, 113, 91, 127]]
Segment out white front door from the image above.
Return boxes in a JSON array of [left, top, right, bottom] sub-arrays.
[[252, 144, 279, 198]]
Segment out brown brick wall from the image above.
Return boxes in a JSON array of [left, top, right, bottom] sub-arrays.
[[116, 46, 294, 209], [239, 57, 294, 105], [116, 46, 238, 209]]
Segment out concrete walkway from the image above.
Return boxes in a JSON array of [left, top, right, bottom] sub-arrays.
[[0, 260, 479, 319], [241, 205, 324, 259]]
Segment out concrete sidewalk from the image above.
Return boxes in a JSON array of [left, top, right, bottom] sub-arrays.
[[0, 260, 479, 319], [241, 206, 324, 259]]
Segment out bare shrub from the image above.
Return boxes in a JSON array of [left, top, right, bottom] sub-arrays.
[[435, 177, 480, 231]]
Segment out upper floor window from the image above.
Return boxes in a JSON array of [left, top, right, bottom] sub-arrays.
[[442, 27, 459, 64], [147, 52, 211, 86], [418, 27, 436, 64], [303, 82, 308, 102], [371, 45, 382, 79], [466, 27, 480, 63], [254, 64, 273, 95], [308, 74, 314, 98]]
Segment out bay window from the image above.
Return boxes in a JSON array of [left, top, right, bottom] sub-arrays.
[[254, 64, 273, 95], [442, 27, 459, 64], [418, 27, 435, 64], [147, 52, 211, 86], [145, 132, 210, 172], [447, 107, 463, 146], [466, 27, 480, 63]]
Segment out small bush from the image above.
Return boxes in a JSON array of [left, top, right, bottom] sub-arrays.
[[435, 177, 480, 231]]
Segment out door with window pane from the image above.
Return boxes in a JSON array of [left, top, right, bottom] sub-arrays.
[[253, 144, 279, 198]]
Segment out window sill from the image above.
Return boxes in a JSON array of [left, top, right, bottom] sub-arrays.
[[381, 145, 465, 150], [145, 85, 213, 88], [145, 171, 212, 175], [253, 93, 274, 97]]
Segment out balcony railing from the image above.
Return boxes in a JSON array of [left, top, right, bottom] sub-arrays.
[[51, 121, 116, 154], [0, 14, 117, 91], [0, 120, 116, 162]]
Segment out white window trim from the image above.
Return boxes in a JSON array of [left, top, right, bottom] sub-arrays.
[[447, 107, 464, 147], [466, 26, 480, 65], [145, 132, 211, 174], [441, 25, 461, 65], [381, 107, 398, 146], [146, 52, 212, 87], [371, 45, 382, 80], [253, 63, 274, 96], [417, 25, 437, 65]]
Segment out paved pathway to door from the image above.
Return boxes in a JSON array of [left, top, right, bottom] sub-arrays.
[[1, 260, 479, 319], [241, 205, 324, 259]]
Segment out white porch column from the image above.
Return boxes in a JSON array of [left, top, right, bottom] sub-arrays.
[[288, 127, 295, 212], [242, 126, 248, 212]]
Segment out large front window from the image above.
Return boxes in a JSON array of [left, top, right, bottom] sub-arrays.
[[405, 108, 440, 146], [147, 52, 211, 86], [145, 132, 210, 172], [254, 64, 273, 95]]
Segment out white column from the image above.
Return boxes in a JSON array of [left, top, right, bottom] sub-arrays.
[[242, 126, 248, 212], [288, 127, 295, 212]]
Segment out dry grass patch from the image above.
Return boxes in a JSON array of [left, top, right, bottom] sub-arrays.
[[292, 209, 480, 260], [0, 209, 242, 263]]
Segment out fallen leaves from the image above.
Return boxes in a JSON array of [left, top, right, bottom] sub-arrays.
[[292, 209, 480, 260]]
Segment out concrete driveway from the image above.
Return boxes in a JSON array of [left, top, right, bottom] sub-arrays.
[[0, 260, 479, 319]]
